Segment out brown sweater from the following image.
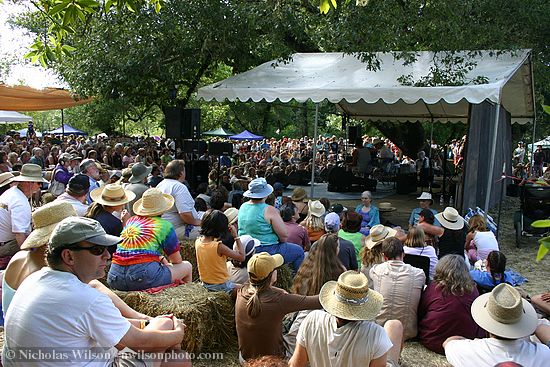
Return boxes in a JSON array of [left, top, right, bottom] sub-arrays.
[[235, 285, 321, 360]]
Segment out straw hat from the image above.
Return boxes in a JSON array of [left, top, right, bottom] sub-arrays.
[[364, 224, 397, 249], [243, 178, 273, 199], [224, 207, 239, 225], [90, 183, 135, 206], [0, 172, 14, 187], [471, 283, 537, 339], [247, 252, 284, 282], [11, 163, 48, 183], [21, 202, 77, 250], [291, 187, 307, 202], [377, 202, 396, 212], [308, 200, 325, 218], [319, 271, 384, 321], [133, 188, 175, 217], [435, 207, 465, 230]]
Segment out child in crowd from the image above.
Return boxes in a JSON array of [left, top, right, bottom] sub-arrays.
[[195, 209, 245, 293]]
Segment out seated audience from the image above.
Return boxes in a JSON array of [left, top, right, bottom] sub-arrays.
[[324, 212, 358, 271], [418, 255, 485, 354], [290, 187, 309, 223], [465, 214, 499, 263], [443, 283, 550, 366], [403, 227, 438, 280], [108, 188, 192, 291], [227, 235, 258, 284], [532, 292, 550, 316], [338, 211, 366, 265], [370, 237, 425, 340], [469, 250, 514, 292], [416, 208, 439, 249], [300, 200, 326, 243], [430, 207, 467, 259], [361, 224, 397, 284], [86, 183, 135, 236], [195, 209, 245, 293], [280, 201, 310, 251], [235, 252, 321, 361], [289, 271, 404, 367], [355, 190, 380, 236], [55, 173, 90, 216], [409, 192, 439, 227]]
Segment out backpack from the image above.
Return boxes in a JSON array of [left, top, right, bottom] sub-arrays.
[[48, 169, 66, 197]]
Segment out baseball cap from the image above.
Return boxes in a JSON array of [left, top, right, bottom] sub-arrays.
[[49, 217, 122, 250], [67, 174, 90, 195], [247, 252, 284, 282], [324, 212, 341, 232], [330, 203, 346, 214]]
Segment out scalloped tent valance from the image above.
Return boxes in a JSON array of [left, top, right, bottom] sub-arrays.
[[198, 50, 534, 124]]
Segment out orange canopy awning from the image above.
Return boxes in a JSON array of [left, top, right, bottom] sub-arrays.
[[0, 84, 92, 111]]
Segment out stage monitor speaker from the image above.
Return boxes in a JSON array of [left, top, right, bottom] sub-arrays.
[[163, 107, 201, 139], [182, 140, 207, 154], [208, 142, 233, 156], [164, 107, 182, 139], [185, 160, 209, 191], [348, 126, 362, 144]]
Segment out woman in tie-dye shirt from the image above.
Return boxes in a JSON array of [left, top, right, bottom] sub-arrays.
[[107, 188, 193, 291]]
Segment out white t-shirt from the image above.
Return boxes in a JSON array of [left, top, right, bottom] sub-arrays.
[[296, 310, 392, 367], [0, 186, 32, 241], [445, 337, 550, 367], [156, 178, 198, 228], [55, 192, 89, 217], [473, 231, 499, 260], [3, 268, 131, 367]]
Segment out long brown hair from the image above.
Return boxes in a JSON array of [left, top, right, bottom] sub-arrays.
[[434, 254, 475, 296], [245, 273, 274, 318], [291, 233, 344, 296], [361, 242, 384, 267]]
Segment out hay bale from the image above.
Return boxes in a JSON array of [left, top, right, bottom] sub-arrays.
[[116, 283, 236, 354], [179, 239, 199, 281]]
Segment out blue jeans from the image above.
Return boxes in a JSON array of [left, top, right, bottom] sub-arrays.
[[258, 242, 305, 274], [108, 262, 172, 291], [202, 280, 236, 293]]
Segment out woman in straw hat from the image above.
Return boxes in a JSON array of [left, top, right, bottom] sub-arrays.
[[107, 188, 192, 291], [289, 271, 403, 367], [418, 255, 485, 354], [360, 224, 397, 287], [290, 187, 308, 224], [299, 200, 326, 243], [1, 201, 149, 321], [235, 252, 321, 362], [86, 183, 135, 236]]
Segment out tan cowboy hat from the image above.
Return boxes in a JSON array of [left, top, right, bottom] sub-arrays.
[[319, 271, 384, 321], [11, 163, 48, 183], [224, 207, 239, 225], [308, 200, 325, 218], [133, 187, 174, 217], [90, 183, 135, 206], [471, 283, 537, 339], [0, 172, 14, 187], [377, 202, 396, 212], [364, 224, 397, 249], [21, 202, 77, 250], [291, 187, 307, 202], [435, 207, 465, 230]]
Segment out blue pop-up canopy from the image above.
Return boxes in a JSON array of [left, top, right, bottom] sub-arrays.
[[47, 123, 88, 135], [229, 130, 263, 141]]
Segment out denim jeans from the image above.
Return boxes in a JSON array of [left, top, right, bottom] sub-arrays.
[[108, 262, 172, 291], [258, 242, 305, 274], [202, 280, 236, 293]]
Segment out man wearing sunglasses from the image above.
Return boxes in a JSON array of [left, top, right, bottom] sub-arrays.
[[3, 217, 190, 367]]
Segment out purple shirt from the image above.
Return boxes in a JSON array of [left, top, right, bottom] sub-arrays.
[[285, 221, 310, 250]]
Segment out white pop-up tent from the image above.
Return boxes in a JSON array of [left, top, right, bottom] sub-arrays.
[[198, 50, 535, 213], [0, 110, 33, 123]]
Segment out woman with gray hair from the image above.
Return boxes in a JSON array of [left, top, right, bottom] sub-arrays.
[[354, 190, 380, 236], [418, 254, 485, 354]]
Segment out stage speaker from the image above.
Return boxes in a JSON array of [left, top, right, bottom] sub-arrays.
[[208, 142, 233, 156], [185, 160, 209, 191], [163, 107, 201, 139], [348, 126, 362, 144], [183, 140, 207, 154]]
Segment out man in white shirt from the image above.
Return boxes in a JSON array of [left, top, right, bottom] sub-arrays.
[[80, 158, 101, 204], [3, 217, 190, 367], [156, 160, 201, 240], [289, 271, 403, 367], [0, 163, 47, 257], [444, 283, 550, 367], [55, 174, 90, 216]]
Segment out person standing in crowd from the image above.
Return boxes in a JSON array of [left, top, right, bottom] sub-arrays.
[[156, 159, 202, 240], [124, 162, 152, 216], [0, 164, 47, 258], [533, 144, 545, 177], [513, 141, 525, 166]]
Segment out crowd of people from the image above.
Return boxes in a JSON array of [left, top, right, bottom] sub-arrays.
[[0, 130, 547, 366]]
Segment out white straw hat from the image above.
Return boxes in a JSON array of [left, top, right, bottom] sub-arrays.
[[90, 183, 135, 207], [21, 202, 77, 250], [308, 200, 325, 218], [377, 202, 396, 212], [133, 188, 175, 217], [435, 207, 465, 230], [416, 192, 433, 201], [364, 224, 397, 249]]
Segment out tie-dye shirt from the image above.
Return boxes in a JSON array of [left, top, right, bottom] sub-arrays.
[[112, 216, 180, 266]]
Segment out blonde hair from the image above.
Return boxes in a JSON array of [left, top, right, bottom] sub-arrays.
[[404, 227, 426, 248], [360, 242, 384, 267], [468, 214, 488, 233], [302, 214, 325, 231]]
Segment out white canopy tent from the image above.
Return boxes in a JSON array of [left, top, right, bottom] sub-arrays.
[[0, 110, 33, 124], [198, 50, 535, 213]]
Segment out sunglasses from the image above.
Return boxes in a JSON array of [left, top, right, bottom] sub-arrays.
[[68, 245, 117, 256]]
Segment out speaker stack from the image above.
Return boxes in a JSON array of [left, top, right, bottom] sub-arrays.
[[208, 142, 233, 156], [164, 107, 201, 139], [348, 126, 362, 144]]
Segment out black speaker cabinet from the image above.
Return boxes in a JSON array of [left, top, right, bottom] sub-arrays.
[[185, 160, 209, 190], [348, 126, 362, 144], [208, 142, 233, 156], [183, 140, 207, 154], [163, 107, 201, 139]]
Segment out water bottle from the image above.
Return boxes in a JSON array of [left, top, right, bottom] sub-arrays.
[[449, 196, 454, 207], [439, 194, 444, 206]]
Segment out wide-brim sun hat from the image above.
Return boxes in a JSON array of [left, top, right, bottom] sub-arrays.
[[90, 183, 136, 206], [21, 202, 77, 250], [243, 178, 273, 199], [365, 224, 397, 249], [435, 207, 465, 230], [319, 270, 384, 321], [378, 202, 396, 212], [224, 207, 239, 225], [0, 172, 14, 187], [11, 163, 48, 183], [308, 200, 325, 218], [129, 163, 152, 184], [290, 187, 307, 202], [470, 283, 537, 339], [133, 187, 175, 217]]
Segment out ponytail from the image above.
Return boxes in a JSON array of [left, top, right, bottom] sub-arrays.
[[245, 273, 273, 318], [487, 251, 506, 285]]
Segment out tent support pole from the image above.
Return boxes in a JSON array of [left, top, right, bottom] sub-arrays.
[[529, 54, 537, 172], [310, 103, 319, 199], [484, 102, 501, 217], [61, 109, 65, 135]]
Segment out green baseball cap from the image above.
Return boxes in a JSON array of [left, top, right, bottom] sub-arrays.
[[49, 217, 122, 250]]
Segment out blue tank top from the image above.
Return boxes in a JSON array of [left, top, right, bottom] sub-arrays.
[[238, 202, 279, 245]]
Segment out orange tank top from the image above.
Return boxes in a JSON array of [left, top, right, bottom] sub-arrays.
[[195, 238, 229, 284]]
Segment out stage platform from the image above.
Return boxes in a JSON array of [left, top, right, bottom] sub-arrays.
[[283, 182, 395, 201]]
